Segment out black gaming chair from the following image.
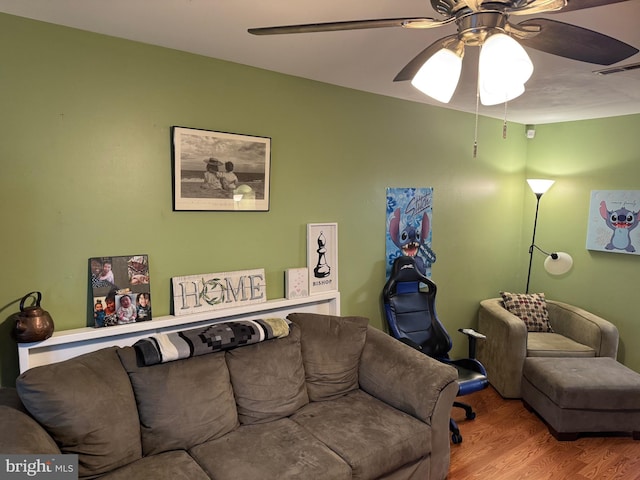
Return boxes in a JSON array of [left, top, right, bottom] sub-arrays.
[[382, 255, 488, 444]]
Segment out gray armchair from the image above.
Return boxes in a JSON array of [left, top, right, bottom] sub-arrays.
[[477, 298, 619, 398]]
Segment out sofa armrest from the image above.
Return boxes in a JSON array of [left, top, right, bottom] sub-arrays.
[[0, 404, 60, 454], [476, 298, 528, 398], [547, 300, 619, 358], [358, 326, 457, 423], [358, 326, 458, 480]]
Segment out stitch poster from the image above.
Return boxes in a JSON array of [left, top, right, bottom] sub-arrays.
[[385, 187, 436, 278], [586, 190, 640, 255]]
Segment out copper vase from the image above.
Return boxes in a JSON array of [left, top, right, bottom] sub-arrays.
[[12, 291, 55, 343]]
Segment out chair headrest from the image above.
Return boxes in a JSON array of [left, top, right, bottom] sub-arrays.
[[384, 256, 436, 297]]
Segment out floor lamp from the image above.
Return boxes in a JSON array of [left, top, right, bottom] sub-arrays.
[[525, 179, 573, 293]]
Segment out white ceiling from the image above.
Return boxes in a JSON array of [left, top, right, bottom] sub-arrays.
[[1, 0, 639, 125]]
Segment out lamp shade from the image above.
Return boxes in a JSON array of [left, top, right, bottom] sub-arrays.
[[544, 252, 573, 275], [479, 33, 533, 106], [411, 47, 463, 104], [527, 178, 555, 195]]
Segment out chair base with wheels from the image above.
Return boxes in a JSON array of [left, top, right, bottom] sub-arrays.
[[451, 402, 475, 444], [383, 256, 488, 444]]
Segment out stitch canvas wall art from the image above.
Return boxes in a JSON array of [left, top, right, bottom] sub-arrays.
[[385, 187, 436, 279], [586, 190, 640, 255]]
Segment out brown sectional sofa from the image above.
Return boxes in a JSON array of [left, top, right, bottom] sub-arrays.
[[1, 313, 459, 480]]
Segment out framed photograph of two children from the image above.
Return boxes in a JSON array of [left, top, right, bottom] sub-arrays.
[[172, 126, 271, 211]]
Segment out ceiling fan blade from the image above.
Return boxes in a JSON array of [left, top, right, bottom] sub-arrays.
[[393, 35, 459, 82], [248, 17, 448, 35], [556, 0, 630, 13], [507, 0, 567, 15], [517, 18, 639, 65]]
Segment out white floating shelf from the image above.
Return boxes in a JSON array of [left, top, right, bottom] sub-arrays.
[[18, 292, 340, 373]]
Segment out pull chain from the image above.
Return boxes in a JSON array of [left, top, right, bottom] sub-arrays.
[[502, 99, 508, 139], [473, 51, 481, 158], [473, 93, 479, 158]]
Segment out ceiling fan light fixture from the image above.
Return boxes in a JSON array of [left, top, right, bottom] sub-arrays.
[[480, 82, 526, 106], [411, 46, 463, 104], [478, 33, 534, 106]]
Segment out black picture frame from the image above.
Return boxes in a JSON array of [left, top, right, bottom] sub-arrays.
[[172, 126, 271, 211]]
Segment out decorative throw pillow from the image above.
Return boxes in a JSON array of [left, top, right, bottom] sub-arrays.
[[287, 313, 369, 402], [500, 291, 553, 332]]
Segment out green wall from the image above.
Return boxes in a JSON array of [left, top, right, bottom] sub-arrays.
[[524, 117, 640, 372], [0, 13, 637, 385]]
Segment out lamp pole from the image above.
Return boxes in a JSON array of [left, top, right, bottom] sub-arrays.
[[525, 193, 543, 294]]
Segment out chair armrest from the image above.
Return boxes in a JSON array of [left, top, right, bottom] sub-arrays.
[[547, 300, 619, 358], [477, 298, 528, 398], [458, 328, 486, 358], [358, 326, 458, 480]]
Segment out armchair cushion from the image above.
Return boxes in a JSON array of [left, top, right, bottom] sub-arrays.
[[527, 333, 596, 357], [500, 291, 553, 333]]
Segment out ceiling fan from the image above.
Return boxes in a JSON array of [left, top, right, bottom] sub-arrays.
[[249, 0, 638, 104]]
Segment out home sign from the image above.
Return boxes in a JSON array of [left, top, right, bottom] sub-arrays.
[[171, 269, 266, 316]]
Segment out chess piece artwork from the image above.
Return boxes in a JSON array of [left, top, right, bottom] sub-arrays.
[[313, 231, 331, 278], [307, 223, 338, 295]]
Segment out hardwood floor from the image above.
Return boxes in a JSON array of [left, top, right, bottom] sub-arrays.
[[447, 386, 640, 480]]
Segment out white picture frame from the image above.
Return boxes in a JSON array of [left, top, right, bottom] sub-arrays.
[[306, 223, 338, 295], [586, 190, 640, 255], [285, 268, 309, 299]]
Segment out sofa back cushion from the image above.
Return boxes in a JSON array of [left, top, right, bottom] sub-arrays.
[[226, 323, 308, 425], [117, 347, 239, 455], [16, 347, 142, 478], [288, 313, 369, 402]]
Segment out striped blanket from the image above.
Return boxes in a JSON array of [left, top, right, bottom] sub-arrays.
[[133, 317, 290, 366]]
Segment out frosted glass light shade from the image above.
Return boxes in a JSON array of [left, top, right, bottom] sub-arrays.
[[480, 82, 525, 106], [411, 48, 463, 103], [527, 179, 555, 195], [544, 252, 573, 275], [479, 33, 533, 106]]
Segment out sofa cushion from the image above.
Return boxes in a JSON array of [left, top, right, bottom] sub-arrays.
[[225, 323, 308, 425], [288, 313, 369, 401], [291, 389, 431, 480], [500, 291, 553, 332], [527, 333, 596, 357], [98, 450, 210, 480], [16, 347, 142, 478], [189, 418, 352, 480], [118, 347, 239, 455]]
